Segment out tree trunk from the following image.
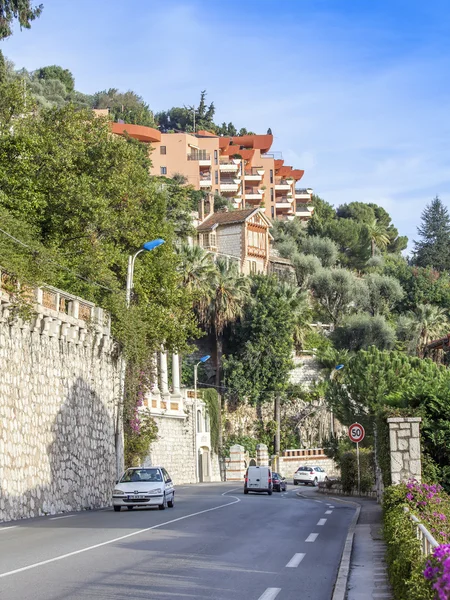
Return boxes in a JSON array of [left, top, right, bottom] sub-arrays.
[[215, 332, 222, 388], [371, 238, 375, 258], [274, 394, 281, 455]]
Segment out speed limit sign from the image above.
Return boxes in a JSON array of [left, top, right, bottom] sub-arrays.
[[348, 423, 365, 443]]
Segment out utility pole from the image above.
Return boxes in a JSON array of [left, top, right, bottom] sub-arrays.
[[274, 394, 281, 456]]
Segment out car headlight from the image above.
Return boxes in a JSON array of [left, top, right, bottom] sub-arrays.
[[113, 489, 125, 495], [151, 488, 162, 495]]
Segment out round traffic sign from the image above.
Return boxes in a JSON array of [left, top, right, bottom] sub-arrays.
[[348, 423, 365, 443]]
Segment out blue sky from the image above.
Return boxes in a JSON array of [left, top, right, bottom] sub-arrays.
[[3, 0, 450, 251]]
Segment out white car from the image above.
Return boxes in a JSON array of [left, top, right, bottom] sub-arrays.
[[113, 466, 175, 511], [293, 465, 328, 486]]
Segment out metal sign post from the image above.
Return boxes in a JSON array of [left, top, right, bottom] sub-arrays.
[[349, 423, 365, 495]]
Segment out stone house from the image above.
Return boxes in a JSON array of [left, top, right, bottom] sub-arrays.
[[197, 204, 274, 275]]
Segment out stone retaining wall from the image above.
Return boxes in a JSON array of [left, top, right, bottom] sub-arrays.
[[0, 290, 119, 522]]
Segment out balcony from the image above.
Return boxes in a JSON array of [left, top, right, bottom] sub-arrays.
[[245, 187, 264, 201], [295, 188, 312, 200], [188, 152, 211, 166], [275, 179, 293, 191], [295, 206, 314, 218], [276, 202, 293, 210], [220, 182, 239, 193], [219, 159, 239, 172], [244, 167, 265, 182], [200, 178, 212, 188]]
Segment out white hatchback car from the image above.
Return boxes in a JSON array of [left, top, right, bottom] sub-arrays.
[[113, 466, 175, 511], [293, 465, 328, 486]]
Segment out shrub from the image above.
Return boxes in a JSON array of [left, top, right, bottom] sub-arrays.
[[340, 448, 374, 494]]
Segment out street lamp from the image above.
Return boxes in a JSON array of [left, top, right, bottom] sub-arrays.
[[126, 239, 165, 307], [116, 238, 165, 477], [194, 355, 210, 483]]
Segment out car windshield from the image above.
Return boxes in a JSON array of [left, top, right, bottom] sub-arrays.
[[297, 467, 313, 472], [120, 468, 162, 483], [272, 473, 279, 478]]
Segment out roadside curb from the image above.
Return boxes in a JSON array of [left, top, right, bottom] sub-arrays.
[[330, 496, 361, 600]]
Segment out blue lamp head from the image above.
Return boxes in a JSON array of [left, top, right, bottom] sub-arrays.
[[200, 355, 211, 363], [335, 364, 345, 371], [142, 239, 165, 251]]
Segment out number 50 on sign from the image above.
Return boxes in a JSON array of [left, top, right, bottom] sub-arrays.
[[348, 423, 365, 443]]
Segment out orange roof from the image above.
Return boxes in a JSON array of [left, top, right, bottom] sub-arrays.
[[277, 166, 293, 177], [274, 160, 284, 170], [221, 147, 256, 161], [111, 123, 161, 143], [230, 134, 273, 153], [196, 130, 217, 137], [291, 169, 304, 181], [219, 137, 230, 149]]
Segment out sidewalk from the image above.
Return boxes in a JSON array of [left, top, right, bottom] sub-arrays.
[[345, 497, 392, 600]]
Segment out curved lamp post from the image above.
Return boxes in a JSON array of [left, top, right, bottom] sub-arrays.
[[194, 355, 210, 482], [126, 238, 165, 307]]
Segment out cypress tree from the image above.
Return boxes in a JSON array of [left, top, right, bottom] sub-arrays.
[[413, 196, 450, 271]]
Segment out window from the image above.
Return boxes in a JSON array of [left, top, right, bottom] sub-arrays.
[[210, 231, 217, 248], [160, 166, 167, 175], [214, 149, 218, 165], [271, 206, 275, 219], [270, 169, 273, 184], [250, 261, 257, 274], [215, 170, 219, 185], [160, 146, 166, 155], [204, 412, 209, 432], [270, 188, 274, 202], [197, 410, 202, 433]]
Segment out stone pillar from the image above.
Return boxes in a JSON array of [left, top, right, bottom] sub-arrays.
[[172, 353, 181, 397], [256, 443, 269, 466], [159, 349, 170, 403], [226, 444, 247, 481], [387, 417, 422, 485]]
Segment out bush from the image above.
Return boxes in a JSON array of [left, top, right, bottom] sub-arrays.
[[340, 448, 374, 494], [331, 313, 396, 351]]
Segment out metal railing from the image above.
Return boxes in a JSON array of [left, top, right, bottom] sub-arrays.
[[405, 507, 439, 556], [187, 153, 211, 161]]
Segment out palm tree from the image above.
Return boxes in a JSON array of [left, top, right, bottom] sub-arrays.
[[277, 282, 312, 350], [366, 218, 390, 257], [397, 304, 450, 357], [176, 244, 216, 318], [203, 258, 249, 388]]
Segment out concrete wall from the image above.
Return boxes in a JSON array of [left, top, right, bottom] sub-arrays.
[[0, 287, 119, 522], [388, 417, 422, 484]]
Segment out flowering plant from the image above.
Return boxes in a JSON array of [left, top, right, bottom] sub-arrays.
[[404, 480, 450, 544], [424, 545, 450, 600]]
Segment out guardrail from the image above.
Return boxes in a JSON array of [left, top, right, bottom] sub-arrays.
[[404, 507, 439, 555], [187, 153, 211, 161]]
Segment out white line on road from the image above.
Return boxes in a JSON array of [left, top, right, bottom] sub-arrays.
[[0, 495, 241, 579], [258, 588, 281, 600], [49, 515, 75, 521], [286, 553, 306, 567], [0, 526, 17, 532], [329, 505, 335, 508], [306, 533, 318, 542], [325, 510, 333, 515], [313, 500, 322, 503], [317, 518, 327, 526]]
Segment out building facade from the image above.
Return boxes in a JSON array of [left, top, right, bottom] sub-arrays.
[[108, 119, 314, 222]]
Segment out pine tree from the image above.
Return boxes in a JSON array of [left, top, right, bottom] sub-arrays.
[[0, 1, 43, 40], [413, 196, 450, 271]]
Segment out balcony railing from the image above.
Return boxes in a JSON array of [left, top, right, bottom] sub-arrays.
[[404, 507, 439, 556], [187, 152, 211, 161]]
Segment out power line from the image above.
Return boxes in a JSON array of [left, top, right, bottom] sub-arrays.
[[0, 225, 119, 293]]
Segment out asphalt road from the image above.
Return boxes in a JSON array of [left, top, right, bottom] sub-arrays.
[[0, 482, 354, 600]]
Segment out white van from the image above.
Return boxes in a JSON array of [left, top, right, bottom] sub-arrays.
[[244, 466, 273, 495]]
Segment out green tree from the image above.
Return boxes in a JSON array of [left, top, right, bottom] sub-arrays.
[[0, 0, 42, 40], [36, 65, 75, 93], [224, 275, 295, 405], [202, 258, 249, 387], [300, 235, 338, 267], [292, 253, 322, 291], [176, 243, 216, 318], [93, 88, 155, 127], [396, 304, 450, 357], [365, 218, 390, 257], [331, 313, 396, 351], [364, 273, 404, 316], [310, 268, 368, 324], [413, 196, 450, 271]]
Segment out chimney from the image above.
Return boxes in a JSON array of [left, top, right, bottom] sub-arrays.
[[199, 196, 205, 222], [205, 193, 214, 218]]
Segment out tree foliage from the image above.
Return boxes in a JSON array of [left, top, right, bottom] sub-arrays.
[[331, 313, 396, 351], [413, 196, 450, 271], [93, 88, 155, 127], [0, 0, 42, 40], [310, 268, 368, 324]]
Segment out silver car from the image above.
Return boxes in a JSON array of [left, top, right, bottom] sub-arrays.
[[113, 466, 175, 511], [293, 465, 328, 486]]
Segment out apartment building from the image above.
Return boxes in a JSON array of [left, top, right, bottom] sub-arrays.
[[110, 122, 314, 222]]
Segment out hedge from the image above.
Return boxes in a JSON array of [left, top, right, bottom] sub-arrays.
[[340, 448, 375, 494]]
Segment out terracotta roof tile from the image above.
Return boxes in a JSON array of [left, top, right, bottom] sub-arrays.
[[197, 209, 258, 231]]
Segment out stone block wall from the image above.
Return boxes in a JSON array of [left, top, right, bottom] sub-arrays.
[[387, 417, 422, 484], [217, 224, 242, 258], [0, 294, 119, 522]]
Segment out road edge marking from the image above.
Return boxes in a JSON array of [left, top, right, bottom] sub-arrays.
[[331, 498, 361, 600], [0, 495, 241, 579]]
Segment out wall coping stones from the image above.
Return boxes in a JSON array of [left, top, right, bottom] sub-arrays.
[[387, 417, 422, 423]]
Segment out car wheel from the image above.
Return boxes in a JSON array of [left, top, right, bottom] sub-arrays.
[[244, 488, 249, 494], [294, 481, 298, 486], [113, 505, 121, 512], [314, 477, 318, 487], [268, 489, 272, 496], [168, 493, 174, 508], [127, 506, 134, 510], [159, 494, 167, 510]]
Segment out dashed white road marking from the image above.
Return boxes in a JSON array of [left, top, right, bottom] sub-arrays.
[[258, 588, 281, 600], [0, 495, 241, 579], [49, 515, 75, 521], [313, 500, 322, 503], [329, 505, 335, 508], [317, 518, 327, 526], [306, 533, 319, 542], [325, 510, 333, 515], [286, 553, 306, 567], [0, 526, 17, 532]]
